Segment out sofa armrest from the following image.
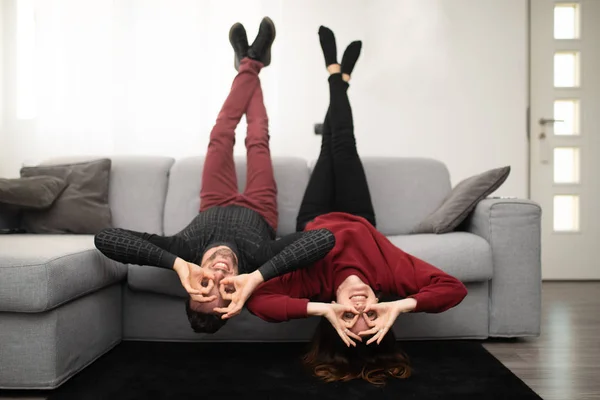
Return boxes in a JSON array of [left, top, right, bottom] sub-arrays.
[[464, 198, 542, 337], [0, 206, 21, 230]]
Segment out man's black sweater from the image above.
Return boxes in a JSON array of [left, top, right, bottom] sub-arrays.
[[94, 205, 335, 281]]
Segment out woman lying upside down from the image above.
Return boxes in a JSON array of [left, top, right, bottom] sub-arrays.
[[244, 26, 468, 385]]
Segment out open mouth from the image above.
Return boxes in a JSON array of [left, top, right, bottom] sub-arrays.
[[350, 294, 367, 301], [211, 261, 231, 273]]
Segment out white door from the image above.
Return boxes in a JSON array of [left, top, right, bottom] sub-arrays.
[[530, 0, 600, 279]]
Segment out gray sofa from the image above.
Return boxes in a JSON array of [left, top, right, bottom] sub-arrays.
[[0, 156, 542, 390]]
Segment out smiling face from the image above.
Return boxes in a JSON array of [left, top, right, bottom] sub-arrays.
[[188, 246, 239, 313], [202, 246, 239, 275], [335, 275, 379, 335]]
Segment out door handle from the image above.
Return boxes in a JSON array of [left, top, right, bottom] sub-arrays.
[[539, 118, 563, 125], [537, 117, 560, 164]]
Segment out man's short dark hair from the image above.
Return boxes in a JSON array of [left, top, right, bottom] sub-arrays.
[[185, 299, 228, 333]]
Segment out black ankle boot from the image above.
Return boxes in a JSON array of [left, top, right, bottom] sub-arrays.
[[229, 23, 249, 71], [248, 17, 276, 66]]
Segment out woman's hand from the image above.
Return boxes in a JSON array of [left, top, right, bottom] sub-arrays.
[[213, 270, 265, 319], [173, 258, 217, 302], [358, 298, 417, 345], [307, 302, 363, 347]]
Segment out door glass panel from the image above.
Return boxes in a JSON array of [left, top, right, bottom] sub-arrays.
[[554, 147, 580, 183], [554, 100, 580, 136], [554, 52, 580, 87], [553, 195, 580, 232], [554, 3, 580, 39]]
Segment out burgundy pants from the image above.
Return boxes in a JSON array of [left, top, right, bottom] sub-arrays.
[[199, 58, 278, 231]]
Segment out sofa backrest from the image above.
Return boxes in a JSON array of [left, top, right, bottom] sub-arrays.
[[38, 155, 451, 237], [356, 157, 451, 235], [163, 156, 310, 236], [40, 156, 174, 234]]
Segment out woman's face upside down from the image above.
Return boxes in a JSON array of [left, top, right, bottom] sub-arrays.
[[335, 275, 379, 335]]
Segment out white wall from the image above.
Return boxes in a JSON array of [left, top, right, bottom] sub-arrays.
[[267, 0, 528, 197], [0, 0, 528, 197]]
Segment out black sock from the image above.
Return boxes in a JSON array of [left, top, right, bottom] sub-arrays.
[[318, 26, 337, 67], [341, 41, 362, 76]]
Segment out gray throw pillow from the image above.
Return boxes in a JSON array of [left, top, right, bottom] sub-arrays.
[[0, 176, 67, 209], [20, 159, 113, 234], [412, 166, 511, 234]]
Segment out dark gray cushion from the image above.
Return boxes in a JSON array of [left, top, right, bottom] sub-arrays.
[[0, 176, 67, 209], [412, 166, 511, 234], [20, 159, 113, 234]]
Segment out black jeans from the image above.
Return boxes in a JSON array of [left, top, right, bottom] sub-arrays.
[[296, 74, 376, 231]]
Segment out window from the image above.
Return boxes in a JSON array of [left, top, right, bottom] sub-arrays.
[[554, 3, 580, 39]]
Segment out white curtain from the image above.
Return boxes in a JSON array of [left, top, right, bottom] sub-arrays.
[[9, 0, 452, 169], [19, 0, 284, 162]]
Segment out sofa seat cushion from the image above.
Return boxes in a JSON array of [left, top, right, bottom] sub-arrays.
[[127, 265, 187, 298], [0, 234, 127, 312], [387, 232, 492, 282]]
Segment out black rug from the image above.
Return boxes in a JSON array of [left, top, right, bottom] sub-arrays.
[[43, 341, 541, 400]]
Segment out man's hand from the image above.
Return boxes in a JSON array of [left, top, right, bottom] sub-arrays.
[[307, 302, 362, 347], [358, 298, 417, 345], [213, 270, 265, 319], [173, 258, 217, 303]]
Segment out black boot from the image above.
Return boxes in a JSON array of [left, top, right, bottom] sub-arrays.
[[229, 23, 249, 71], [248, 17, 276, 66]]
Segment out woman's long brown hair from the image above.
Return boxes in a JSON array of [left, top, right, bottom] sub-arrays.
[[302, 318, 411, 386]]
